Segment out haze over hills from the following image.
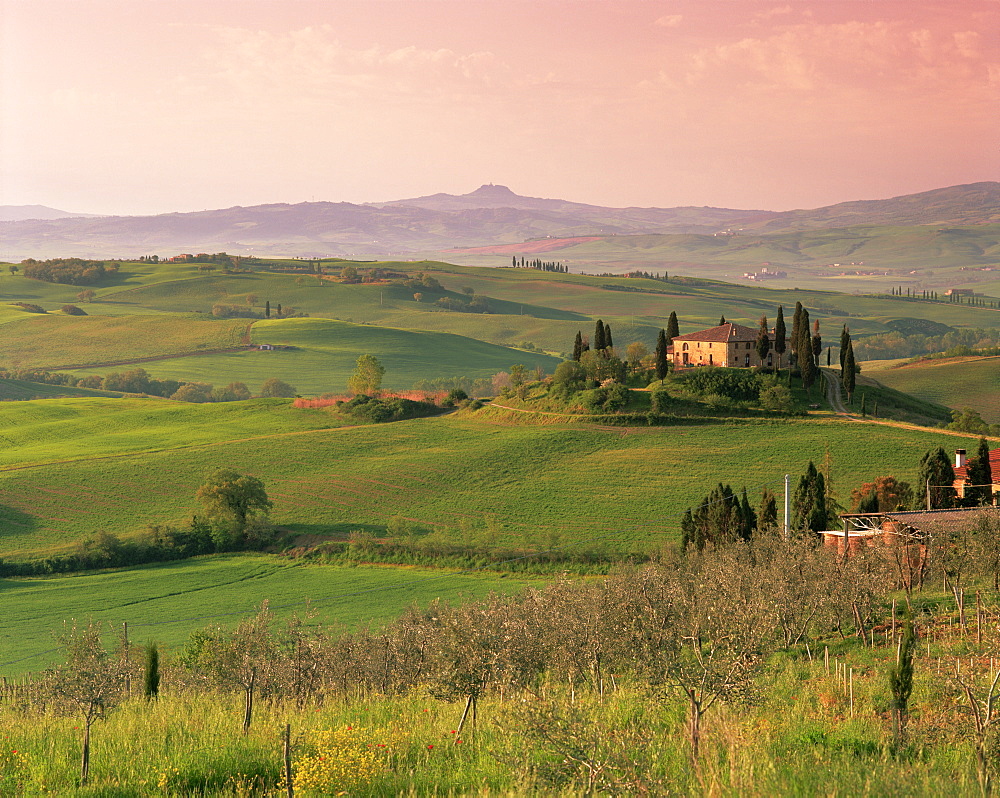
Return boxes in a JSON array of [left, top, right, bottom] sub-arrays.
[[0, 182, 996, 262], [0, 205, 100, 222]]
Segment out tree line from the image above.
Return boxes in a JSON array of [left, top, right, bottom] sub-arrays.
[[18, 258, 120, 286], [510, 256, 567, 272]]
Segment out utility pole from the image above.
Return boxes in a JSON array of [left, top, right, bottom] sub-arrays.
[[784, 474, 791, 540]]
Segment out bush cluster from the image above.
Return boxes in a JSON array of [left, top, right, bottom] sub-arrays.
[[339, 394, 443, 423]]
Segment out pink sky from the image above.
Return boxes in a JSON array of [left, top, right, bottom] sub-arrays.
[[2, 0, 997, 215]]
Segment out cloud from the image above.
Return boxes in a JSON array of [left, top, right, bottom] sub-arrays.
[[654, 14, 684, 28]]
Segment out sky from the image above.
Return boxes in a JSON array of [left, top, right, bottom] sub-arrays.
[[1, 0, 997, 216]]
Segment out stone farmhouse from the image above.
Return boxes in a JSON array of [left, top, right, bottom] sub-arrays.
[[953, 447, 1000, 501], [670, 322, 772, 369]]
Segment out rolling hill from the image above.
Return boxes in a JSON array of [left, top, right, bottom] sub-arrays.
[[865, 355, 1000, 423], [2, 182, 995, 262]]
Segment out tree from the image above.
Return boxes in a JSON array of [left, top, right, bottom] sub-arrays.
[[773, 306, 786, 370], [604, 324, 613, 350], [45, 622, 123, 785], [9, 265, 19, 276], [77, 289, 96, 303], [655, 329, 669, 381], [966, 438, 994, 505], [842, 339, 856, 402], [790, 302, 803, 356], [572, 330, 584, 361], [718, 315, 726, 325], [666, 311, 680, 341], [798, 309, 817, 392], [246, 294, 258, 307], [759, 488, 778, 529], [265, 300, 271, 318], [594, 319, 607, 352], [918, 447, 956, 509], [183, 604, 280, 734], [259, 377, 296, 398], [851, 476, 914, 512], [811, 319, 822, 359], [144, 643, 161, 699], [792, 461, 827, 532], [196, 469, 272, 539], [838, 325, 850, 369], [889, 616, 916, 751], [348, 354, 385, 395], [755, 315, 771, 367], [625, 341, 648, 372], [341, 265, 358, 280]]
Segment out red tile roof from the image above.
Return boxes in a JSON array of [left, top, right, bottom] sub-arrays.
[[954, 448, 1000, 481], [672, 322, 759, 343]]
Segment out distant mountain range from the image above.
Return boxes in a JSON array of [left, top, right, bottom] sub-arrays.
[[0, 205, 101, 222], [1, 182, 996, 261]]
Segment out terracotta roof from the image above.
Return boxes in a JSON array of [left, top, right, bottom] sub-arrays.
[[884, 507, 1000, 532], [954, 448, 1000, 481], [671, 322, 759, 344]]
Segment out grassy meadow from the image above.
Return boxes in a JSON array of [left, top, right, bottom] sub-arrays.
[[0, 397, 987, 564], [0, 554, 540, 673], [865, 355, 1000, 423]]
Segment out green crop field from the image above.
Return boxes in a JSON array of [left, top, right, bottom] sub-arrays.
[[73, 317, 560, 395], [0, 314, 250, 370], [865, 355, 1000, 422], [0, 554, 540, 674], [0, 397, 984, 564], [0, 378, 122, 401]]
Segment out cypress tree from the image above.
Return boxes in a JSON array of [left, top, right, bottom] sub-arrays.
[[144, 643, 160, 699], [680, 507, 697, 552], [604, 324, 613, 351], [791, 302, 804, 356], [719, 315, 727, 326], [759, 488, 778, 529], [265, 300, 270, 318], [666, 311, 680, 341], [918, 447, 956, 509], [572, 331, 583, 361], [839, 325, 850, 370], [826, 346, 831, 366], [654, 329, 669, 381], [889, 617, 916, 750], [739, 487, 757, 541], [792, 461, 827, 532], [860, 392, 866, 417], [774, 306, 786, 370], [755, 315, 771, 367], [812, 320, 822, 359], [967, 438, 993, 505], [799, 309, 817, 391], [594, 319, 606, 351], [842, 340, 856, 402]]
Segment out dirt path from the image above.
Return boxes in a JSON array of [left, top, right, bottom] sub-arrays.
[[822, 367, 1000, 441]]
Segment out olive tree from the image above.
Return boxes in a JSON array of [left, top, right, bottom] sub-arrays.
[[45, 622, 124, 785]]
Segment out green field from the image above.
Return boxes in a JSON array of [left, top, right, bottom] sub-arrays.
[[0, 314, 249, 369], [0, 378, 122, 401], [70, 317, 560, 395], [0, 397, 985, 564], [0, 554, 539, 673], [865, 355, 1000, 422]]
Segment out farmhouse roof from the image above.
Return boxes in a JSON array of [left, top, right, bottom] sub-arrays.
[[955, 449, 1000, 481], [841, 506, 1000, 534], [672, 322, 758, 344]]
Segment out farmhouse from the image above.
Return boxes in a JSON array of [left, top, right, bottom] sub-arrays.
[[953, 447, 1000, 502], [671, 322, 771, 369], [825, 507, 1000, 586]]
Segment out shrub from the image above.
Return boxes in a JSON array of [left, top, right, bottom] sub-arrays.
[[759, 384, 794, 412], [650, 386, 671, 414], [11, 302, 45, 313], [60, 304, 87, 315], [681, 367, 762, 401], [580, 383, 630, 413]]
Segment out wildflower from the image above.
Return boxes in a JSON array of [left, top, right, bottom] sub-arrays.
[[427, 744, 434, 750]]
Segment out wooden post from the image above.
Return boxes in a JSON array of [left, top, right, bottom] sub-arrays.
[[978, 592, 983, 645], [284, 723, 293, 798], [123, 621, 131, 698], [891, 599, 897, 638]]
